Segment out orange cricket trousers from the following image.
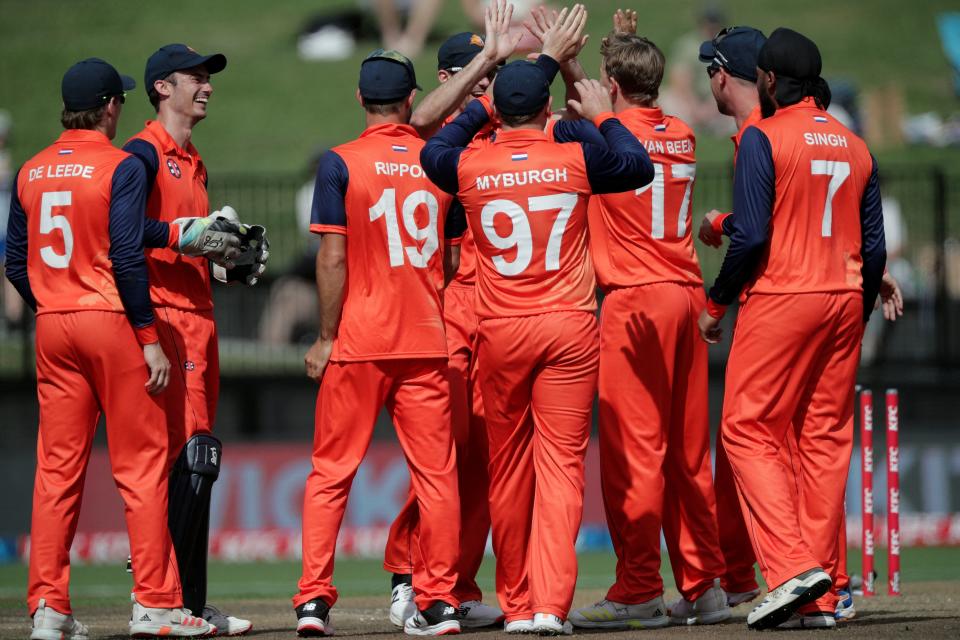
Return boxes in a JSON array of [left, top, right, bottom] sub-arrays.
[[713, 435, 760, 593], [155, 307, 219, 463], [28, 311, 182, 615], [721, 292, 862, 612], [598, 283, 725, 604], [383, 284, 490, 603], [296, 359, 461, 610], [478, 311, 598, 621]]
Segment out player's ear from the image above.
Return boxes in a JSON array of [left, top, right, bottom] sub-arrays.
[[355, 88, 363, 106], [608, 76, 621, 103], [405, 89, 417, 110], [544, 95, 553, 118], [438, 69, 451, 84]]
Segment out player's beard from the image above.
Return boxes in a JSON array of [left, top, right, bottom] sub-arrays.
[[759, 88, 777, 118]]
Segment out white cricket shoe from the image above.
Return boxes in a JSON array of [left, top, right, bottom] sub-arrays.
[[31, 599, 89, 640], [834, 589, 856, 621], [531, 613, 572, 635], [504, 618, 535, 634], [726, 587, 761, 607], [568, 597, 669, 629], [746, 568, 832, 630], [779, 611, 837, 629], [129, 598, 214, 637], [203, 604, 252, 636], [457, 600, 505, 628], [403, 601, 461, 636], [390, 583, 417, 628], [668, 584, 732, 625]]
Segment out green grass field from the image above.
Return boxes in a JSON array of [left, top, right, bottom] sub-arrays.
[[1, 0, 958, 173], [0, 547, 957, 610]]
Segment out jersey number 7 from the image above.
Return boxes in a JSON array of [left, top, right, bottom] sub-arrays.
[[480, 193, 577, 276]]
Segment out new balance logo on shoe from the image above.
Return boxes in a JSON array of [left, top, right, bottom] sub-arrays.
[[442, 607, 456, 616], [303, 603, 317, 612]]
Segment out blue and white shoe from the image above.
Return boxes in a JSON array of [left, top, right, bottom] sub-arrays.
[[835, 589, 855, 621]]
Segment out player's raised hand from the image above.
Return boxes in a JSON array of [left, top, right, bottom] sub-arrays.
[[613, 8, 638, 35], [878, 271, 904, 322], [539, 4, 589, 64], [699, 210, 725, 248], [567, 78, 613, 121], [483, 0, 523, 64], [698, 308, 723, 344], [305, 338, 334, 383], [143, 342, 171, 395]]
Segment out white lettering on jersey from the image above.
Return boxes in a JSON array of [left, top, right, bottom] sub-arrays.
[[29, 164, 95, 182], [475, 167, 568, 191], [803, 132, 848, 148], [373, 162, 426, 178]]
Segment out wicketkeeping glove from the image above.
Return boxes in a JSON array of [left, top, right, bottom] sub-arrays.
[[173, 211, 243, 267], [210, 210, 270, 286]]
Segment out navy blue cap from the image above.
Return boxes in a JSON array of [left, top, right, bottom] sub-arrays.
[[61, 58, 136, 111], [493, 61, 550, 116], [145, 44, 227, 90], [438, 32, 485, 71], [699, 26, 766, 82], [359, 49, 422, 103]]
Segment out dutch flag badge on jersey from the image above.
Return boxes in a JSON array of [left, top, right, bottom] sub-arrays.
[[58, 149, 73, 155], [511, 153, 528, 161], [813, 116, 829, 123], [654, 124, 667, 131], [392, 145, 408, 152]]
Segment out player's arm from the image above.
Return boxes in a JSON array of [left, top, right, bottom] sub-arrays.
[[4, 171, 37, 311], [122, 139, 242, 265], [550, 119, 608, 146], [304, 150, 349, 382], [860, 155, 887, 323], [108, 156, 171, 394], [566, 79, 654, 193], [410, 0, 521, 139], [421, 98, 489, 194], [699, 126, 774, 342], [443, 198, 467, 285]]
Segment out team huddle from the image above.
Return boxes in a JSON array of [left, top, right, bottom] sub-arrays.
[[9, 1, 893, 638]]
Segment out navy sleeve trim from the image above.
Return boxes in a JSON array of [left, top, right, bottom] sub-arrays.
[[535, 54, 561, 84], [708, 126, 775, 305], [108, 156, 155, 328], [421, 99, 489, 194], [552, 119, 607, 146], [444, 198, 467, 240], [311, 150, 349, 228], [122, 138, 160, 194], [580, 117, 654, 194], [4, 169, 36, 311], [860, 155, 886, 321]]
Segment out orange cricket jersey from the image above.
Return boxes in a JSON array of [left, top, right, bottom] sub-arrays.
[[748, 99, 874, 294], [16, 130, 131, 315], [587, 107, 702, 290], [455, 129, 596, 319], [128, 120, 212, 311], [311, 123, 453, 361]]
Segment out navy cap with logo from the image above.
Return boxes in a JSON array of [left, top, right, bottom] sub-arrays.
[[699, 26, 767, 82], [358, 49, 422, 104], [493, 60, 550, 116], [145, 44, 227, 90], [438, 32, 486, 71], [61, 58, 136, 111]]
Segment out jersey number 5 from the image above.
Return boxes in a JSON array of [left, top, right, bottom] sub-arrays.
[[811, 160, 850, 237], [39, 191, 74, 269], [369, 188, 439, 268]]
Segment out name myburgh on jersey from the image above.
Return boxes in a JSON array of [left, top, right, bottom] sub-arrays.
[[28, 164, 96, 181], [638, 138, 693, 155], [374, 161, 427, 178], [475, 167, 569, 191], [803, 132, 849, 148]]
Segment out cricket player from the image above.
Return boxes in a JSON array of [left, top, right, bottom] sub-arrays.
[[382, 2, 588, 628], [295, 49, 464, 637], [422, 61, 653, 634], [698, 28, 886, 630], [569, 27, 730, 629], [123, 43, 266, 636], [695, 25, 769, 609], [7, 57, 214, 639]]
